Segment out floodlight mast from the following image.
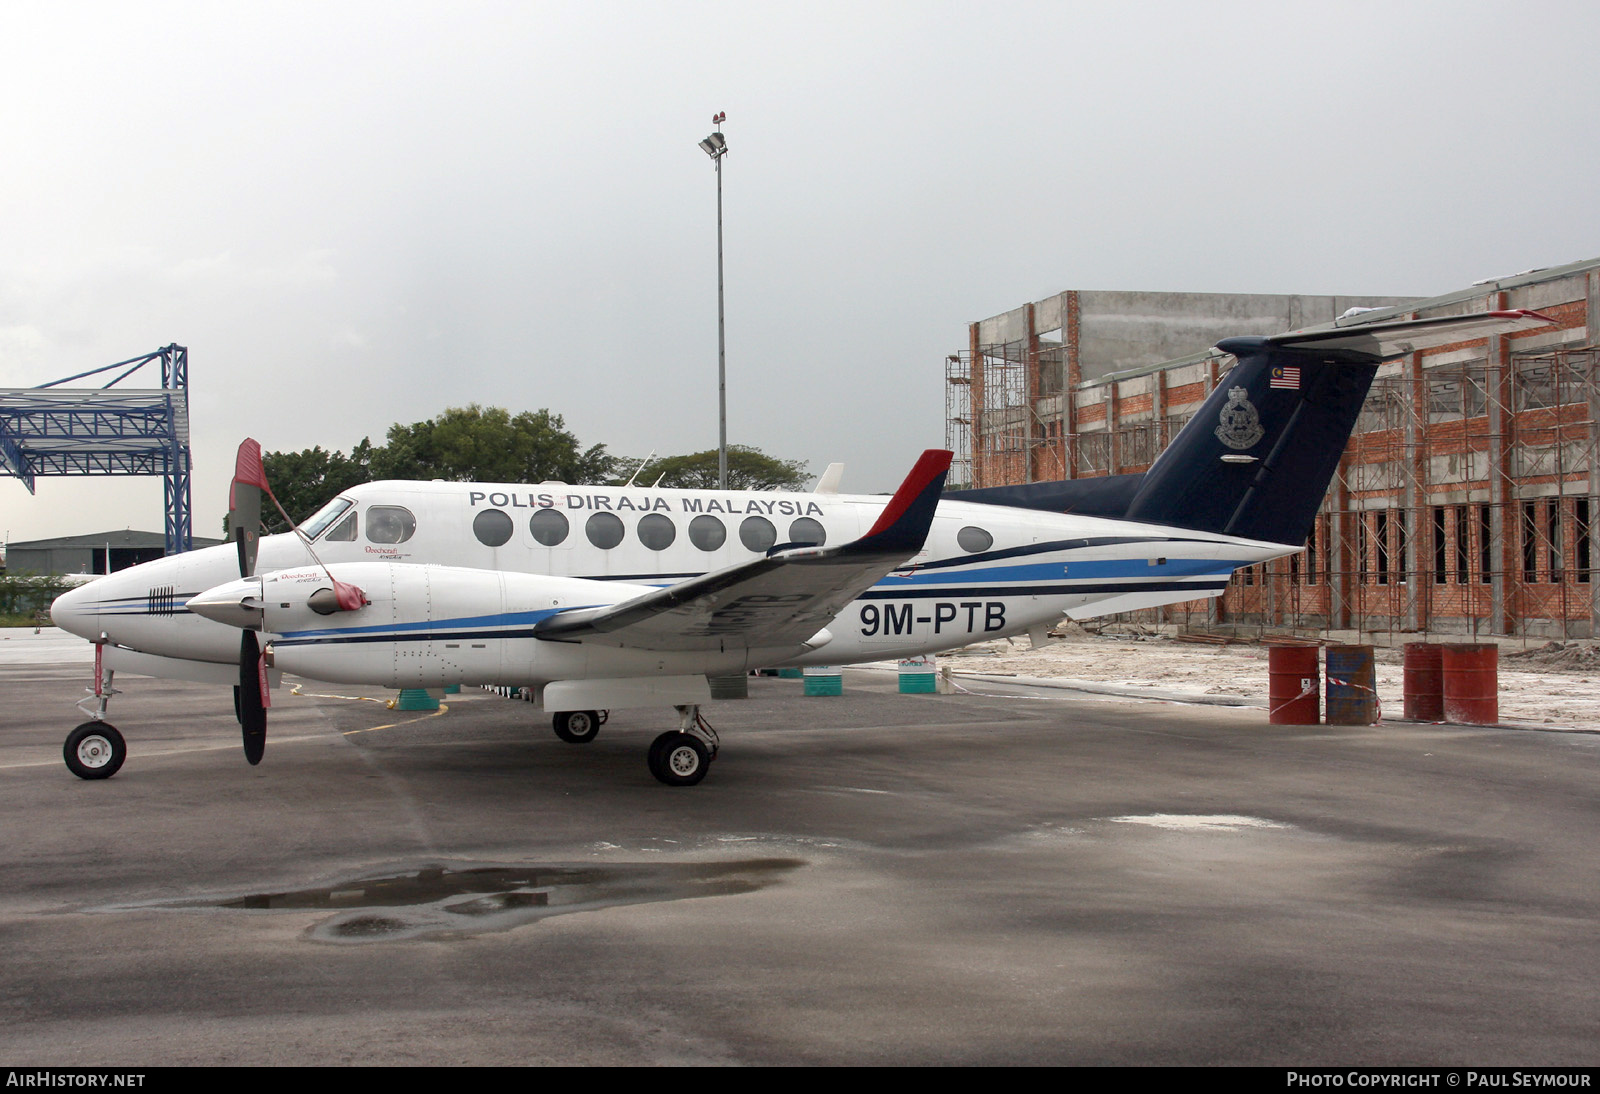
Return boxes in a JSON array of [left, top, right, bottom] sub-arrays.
[[699, 112, 729, 490]]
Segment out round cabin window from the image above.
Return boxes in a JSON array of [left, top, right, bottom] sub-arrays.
[[739, 516, 776, 552], [472, 509, 513, 547], [529, 508, 570, 546], [586, 512, 625, 549], [688, 514, 727, 551]]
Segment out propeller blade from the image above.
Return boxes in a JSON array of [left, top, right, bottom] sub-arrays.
[[228, 439, 270, 578], [239, 630, 267, 765]]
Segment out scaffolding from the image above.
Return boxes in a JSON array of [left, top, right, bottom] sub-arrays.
[[0, 346, 193, 555], [945, 339, 1075, 492]]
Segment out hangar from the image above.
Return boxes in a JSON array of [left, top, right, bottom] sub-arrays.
[[3, 529, 222, 577], [946, 257, 1600, 639]]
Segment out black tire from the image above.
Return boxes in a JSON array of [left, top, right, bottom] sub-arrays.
[[552, 710, 601, 744], [648, 731, 709, 787], [64, 722, 126, 780]]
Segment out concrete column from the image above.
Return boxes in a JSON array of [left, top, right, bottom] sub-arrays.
[[1330, 451, 1354, 631], [1154, 367, 1168, 449], [1488, 327, 1513, 636], [1589, 271, 1600, 636], [1025, 303, 1040, 482], [1404, 349, 1426, 632], [1065, 291, 1081, 480], [968, 322, 983, 488], [1105, 386, 1118, 475]]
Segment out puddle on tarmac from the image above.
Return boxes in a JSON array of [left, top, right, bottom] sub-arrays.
[[106, 859, 804, 943]]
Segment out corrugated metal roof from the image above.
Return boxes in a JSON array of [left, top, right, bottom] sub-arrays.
[[6, 530, 222, 550]]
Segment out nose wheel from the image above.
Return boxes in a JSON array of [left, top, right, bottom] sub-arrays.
[[64, 722, 126, 780]]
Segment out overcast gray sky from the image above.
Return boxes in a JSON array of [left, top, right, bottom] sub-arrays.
[[3, 0, 1597, 545]]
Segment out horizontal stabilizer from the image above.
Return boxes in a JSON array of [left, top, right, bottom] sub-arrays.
[[1266, 309, 1555, 360]]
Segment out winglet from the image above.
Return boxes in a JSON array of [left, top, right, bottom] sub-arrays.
[[852, 449, 952, 555]]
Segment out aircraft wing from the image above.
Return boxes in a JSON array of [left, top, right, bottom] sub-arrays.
[[1268, 309, 1555, 360], [535, 450, 951, 652]]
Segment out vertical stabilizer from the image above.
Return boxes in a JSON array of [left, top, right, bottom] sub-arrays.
[[1122, 339, 1378, 545]]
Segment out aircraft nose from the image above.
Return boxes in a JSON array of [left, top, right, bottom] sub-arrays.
[[50, 581, 100, 640], [186, 578, 264, 630]]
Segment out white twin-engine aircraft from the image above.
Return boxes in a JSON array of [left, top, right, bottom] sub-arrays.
[[50, 310, 1555, 786]]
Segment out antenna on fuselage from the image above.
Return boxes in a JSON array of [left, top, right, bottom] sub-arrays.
[[623, 451, 656, 488]]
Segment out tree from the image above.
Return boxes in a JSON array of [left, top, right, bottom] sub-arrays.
[[245, 406, 615, 535], [258, 440, 374, 532], [632, 445, 809, 491], [370, 405, 614, 486], [0, 571, 75, 621]]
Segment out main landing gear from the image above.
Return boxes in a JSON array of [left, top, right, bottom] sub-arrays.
[[65, 659, 125, 780], [551, 709, 608, 744], [646, 705, 720, 787]]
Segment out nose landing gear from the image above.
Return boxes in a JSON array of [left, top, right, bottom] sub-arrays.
[[65, 654, 125, 780]]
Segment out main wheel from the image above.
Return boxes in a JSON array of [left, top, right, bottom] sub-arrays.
[[64, 722, 126, 780], [552, 710, 601, 744], [648, 731, 710, 787]]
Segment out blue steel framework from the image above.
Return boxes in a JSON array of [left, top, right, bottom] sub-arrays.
[[0, 345, 193, 554]]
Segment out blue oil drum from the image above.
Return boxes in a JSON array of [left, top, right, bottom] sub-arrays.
[[1324, 644, 1378, 725]]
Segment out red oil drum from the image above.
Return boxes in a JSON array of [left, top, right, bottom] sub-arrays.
[[1325, 644, 1379, 725], [1402, 643, 1444, 721], [1442, 644, 1498, 725], [1268, 646, 1320, 725]]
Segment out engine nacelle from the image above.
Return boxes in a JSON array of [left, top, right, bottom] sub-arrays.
[[256, 562, 626, 687], [193, 560, 805, 691]]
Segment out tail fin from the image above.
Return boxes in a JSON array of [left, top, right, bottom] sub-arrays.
[[1122, 340, 1376, 544], [1124, 309, 1555, 544]]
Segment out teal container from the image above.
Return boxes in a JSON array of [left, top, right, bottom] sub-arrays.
[[898, 656, 937, 694], [778, 668, 804, 679], [395, 688, 441, 711], [803, 667, 843, 696], [1325, 645, 1378, 725], [443, 684, 461, 694]]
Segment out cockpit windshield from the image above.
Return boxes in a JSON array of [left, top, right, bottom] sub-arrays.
[[300, 497, 355, 541]]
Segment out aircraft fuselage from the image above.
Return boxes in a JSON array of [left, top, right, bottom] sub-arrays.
[[52, 478, 1291, 691]]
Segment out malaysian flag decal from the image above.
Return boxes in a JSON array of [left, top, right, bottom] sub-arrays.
[[1269, 365, 1301, 390]]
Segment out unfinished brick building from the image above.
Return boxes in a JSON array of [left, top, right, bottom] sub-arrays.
[[946, 258, 1600, 639]]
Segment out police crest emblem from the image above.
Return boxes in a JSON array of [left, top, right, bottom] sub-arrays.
[[1215, 386, 1265, 450]]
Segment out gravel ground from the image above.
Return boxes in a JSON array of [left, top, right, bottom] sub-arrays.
[[939, 630, 1600, 731]]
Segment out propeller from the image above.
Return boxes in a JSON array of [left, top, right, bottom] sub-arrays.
[[213, 438, 366, 766], [238, 630, 267, 764], [228, 439, 272, 766]]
